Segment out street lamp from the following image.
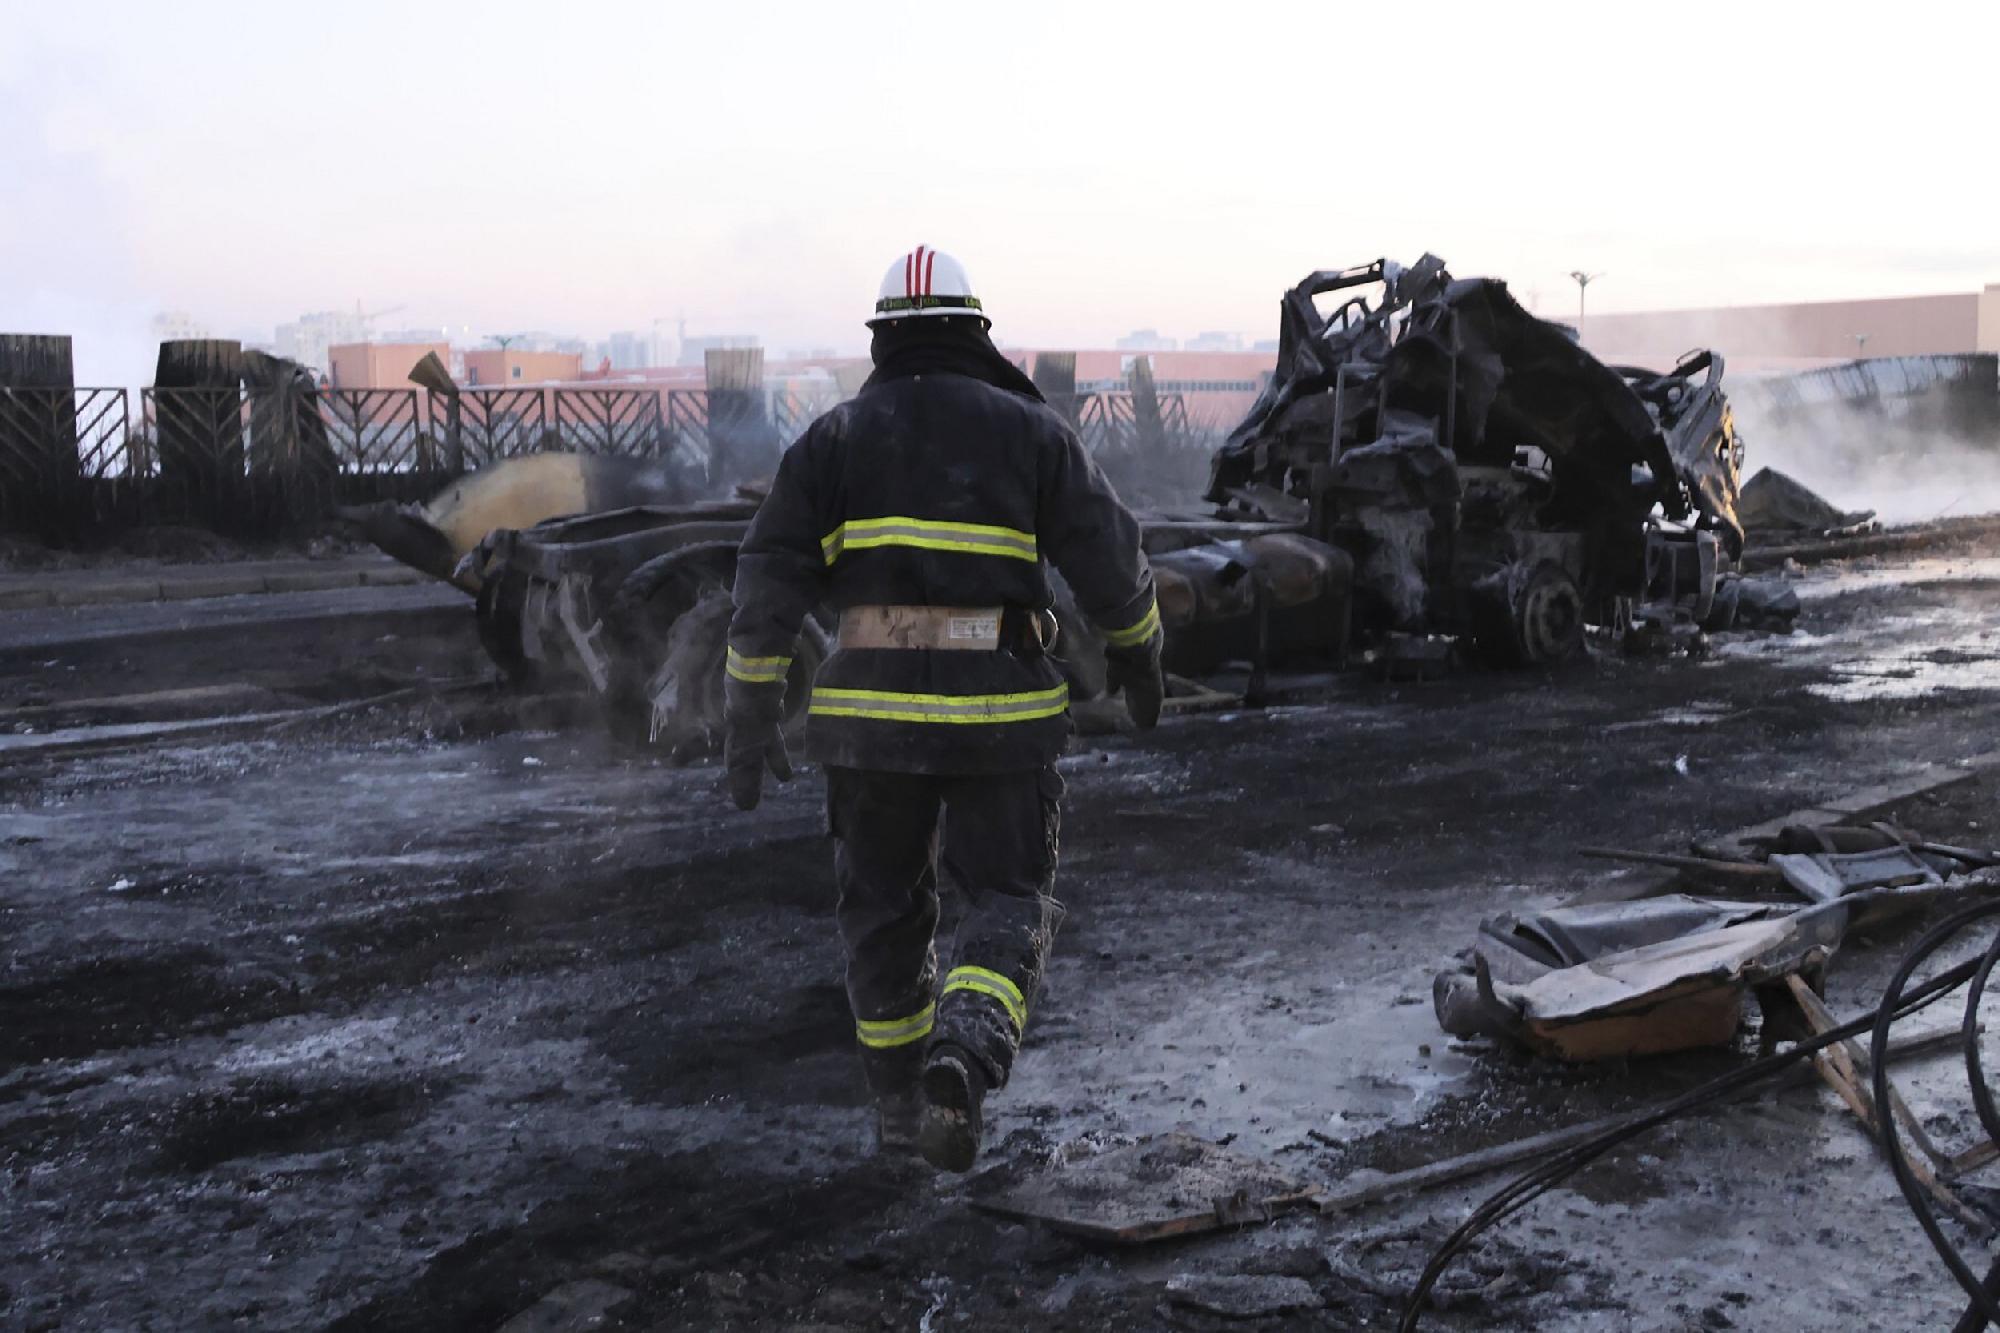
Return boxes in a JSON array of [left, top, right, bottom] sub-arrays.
[[1568, 271, 1602, 341]]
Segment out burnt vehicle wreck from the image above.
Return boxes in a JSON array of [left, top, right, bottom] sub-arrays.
[[353, 256, 1774, 748], [1207, 256, 1748, 663]]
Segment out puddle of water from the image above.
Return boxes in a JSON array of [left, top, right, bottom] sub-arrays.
[[1713, 586, 2000, 702], [216, 1017, 406, 1073], [1794, 555, 2000, 602], [311, 850, 473, 872], [1602, 702, 1741, 732], [1805, 612, 2000, 702]]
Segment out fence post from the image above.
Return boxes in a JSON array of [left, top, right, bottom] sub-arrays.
[[705, 347, 777, 487], [1031, 351, 1079, 427], [1129, 355, 1167, 455], [155, 339, 245, 532], [0, 334, 79, 535], [244, 350, 336, 526]]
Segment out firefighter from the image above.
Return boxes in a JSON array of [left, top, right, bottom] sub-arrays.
[[721, 246, 1165, 1173]]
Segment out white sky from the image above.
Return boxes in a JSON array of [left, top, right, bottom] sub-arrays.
[[4, 0, 1997, 383]]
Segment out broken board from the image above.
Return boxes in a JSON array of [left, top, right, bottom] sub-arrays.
[[969, 1132, 1309, 1243]]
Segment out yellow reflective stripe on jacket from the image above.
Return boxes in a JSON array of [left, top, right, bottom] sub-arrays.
[[725, 646, 792, 684], [820, 516, 1038, 565], [808, 684, 1068, 725], [1102, 596, 1161, 649], [942, 966, 1028, 1033], [856, 1003, 935, 1049]]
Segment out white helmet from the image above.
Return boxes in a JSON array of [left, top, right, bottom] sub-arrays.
[[869, 245, 988, 327]]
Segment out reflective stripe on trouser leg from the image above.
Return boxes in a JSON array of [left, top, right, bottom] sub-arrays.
[[856, 1003, 934, 1049], [941, 966, 1027, 1034]]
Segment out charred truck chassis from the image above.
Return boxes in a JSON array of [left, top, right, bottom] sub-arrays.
[[1207, 256, 1745, 663], [465, 500, 824, 755], [466, 501, 1355, 750]]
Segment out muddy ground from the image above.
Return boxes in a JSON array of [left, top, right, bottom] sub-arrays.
[[8, 552, 2000, 1330]]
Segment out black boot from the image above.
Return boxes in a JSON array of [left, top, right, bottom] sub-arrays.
[[876, 1089, 922, 1157], [918, 1043, 987, 1173], [863, 1045, 925, 1159]]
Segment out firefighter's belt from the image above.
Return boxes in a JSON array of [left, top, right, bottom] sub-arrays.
[[838, 605, 1005, 651]]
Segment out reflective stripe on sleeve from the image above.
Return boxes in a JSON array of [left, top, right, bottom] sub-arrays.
[[726, 646, 792, 684], [821, 516, 1038, 565], [941, 966, 1028, 1033], [1101, 597, 1161, 649], [808, 684, 1068, 725], [856, 1002, 935, 1049]]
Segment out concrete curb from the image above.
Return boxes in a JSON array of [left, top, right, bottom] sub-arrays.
[[0, 563, 428, 611]]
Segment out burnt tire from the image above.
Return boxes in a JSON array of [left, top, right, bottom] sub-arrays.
[[474, 566, 540, 687], [604, 542, 741, 661], [600, 543, 824, 752], [1468, 560, 1584, 667]]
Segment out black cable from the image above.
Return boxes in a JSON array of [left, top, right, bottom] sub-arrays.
[[1869, 899, 2000, 1331], [1960, 927, 2000, 1155], [1954, 1256, 2000, 1333], [1954, 923, 2000, 1332], [1398, 943, 1986, 1331]]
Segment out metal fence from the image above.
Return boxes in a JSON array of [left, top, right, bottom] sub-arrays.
[[0, 380, 1197, 539], [453, 386, 546, 468], [1077, 391, 1196, 454], [0, 387, 131, 494]]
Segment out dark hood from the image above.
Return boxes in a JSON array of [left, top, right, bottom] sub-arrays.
[[864, 316, 1045, 403]]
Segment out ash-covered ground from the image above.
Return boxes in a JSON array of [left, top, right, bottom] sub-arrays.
[[8, 553, 2000, 1330]]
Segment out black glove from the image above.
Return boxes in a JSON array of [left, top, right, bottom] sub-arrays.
[[1105, 646, 1165, 730], [724, 718, 793, 811]]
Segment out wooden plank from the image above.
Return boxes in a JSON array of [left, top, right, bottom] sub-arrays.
[[1787, 975, 1949, 1167], [1783, 975, 1984, 1231], [1949, 1141, 2000, 1178]]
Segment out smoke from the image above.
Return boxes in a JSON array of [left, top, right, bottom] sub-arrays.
[[1731, 372, 2000, 527], [0, 71, 161, 392]]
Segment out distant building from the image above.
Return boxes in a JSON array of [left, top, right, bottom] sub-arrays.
[[379, 326, 451, 347], [462, 348, 584, 386], [602, 331, 651, 372], [1116, 328, 1178, 352], [327, 341, 451, 390], [150, 310, 211, 344], [678, 334, 759, 367], [1183, 331, 1245, 353], [1583, 283, 2000, 373], [275, 311, 366, 374], [1252, 339, 1280, 355]]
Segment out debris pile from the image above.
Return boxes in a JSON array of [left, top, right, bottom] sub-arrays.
[[1433, 822, 1998, 1060], [1739, 466, 1878, 540]]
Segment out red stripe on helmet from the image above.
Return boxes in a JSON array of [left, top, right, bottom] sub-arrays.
[[924, 249, 936, 296], [905, 250, 915, 298]]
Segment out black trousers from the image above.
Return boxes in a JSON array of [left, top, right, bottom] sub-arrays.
[[826, 764, 1065, 1094]]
